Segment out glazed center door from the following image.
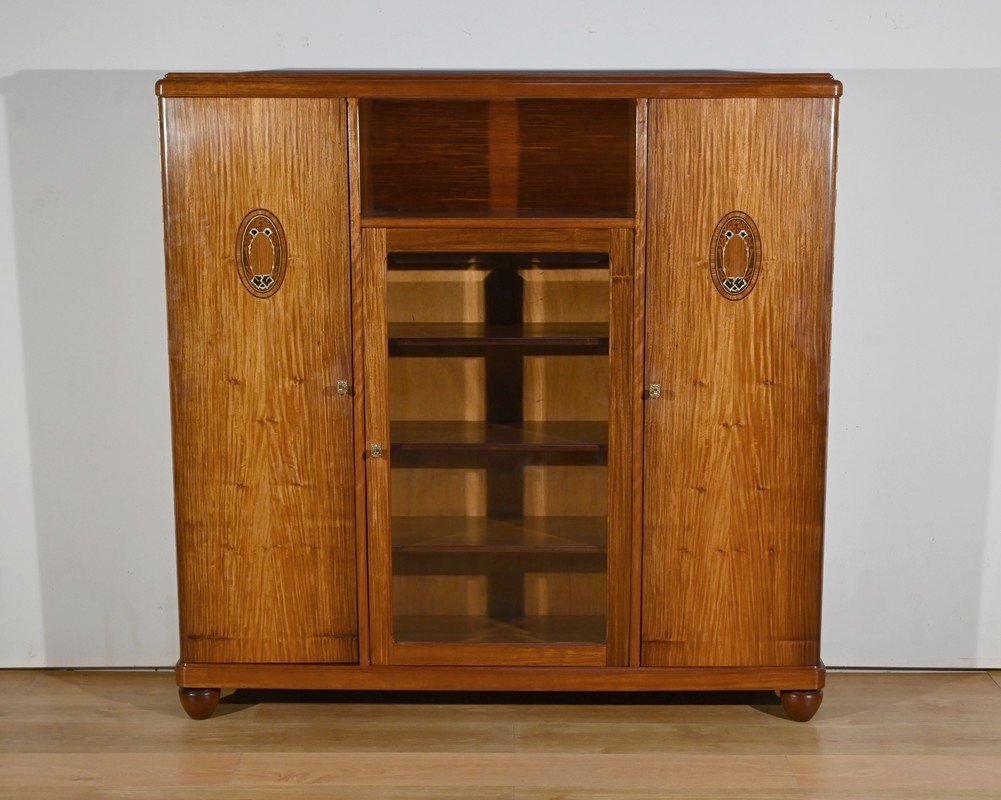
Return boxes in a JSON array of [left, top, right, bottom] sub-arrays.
[[363, 228, 632, 666]]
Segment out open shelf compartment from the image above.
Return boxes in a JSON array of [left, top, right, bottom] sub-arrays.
[[360, 98, 636, 220]]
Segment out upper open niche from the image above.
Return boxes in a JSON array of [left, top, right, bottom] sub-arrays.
[[359, 99, 636, 219]]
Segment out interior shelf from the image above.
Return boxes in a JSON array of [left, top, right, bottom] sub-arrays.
[[363, 216, 634, 229], [388, 252, 609, 270], [390, 421, 607, 453], [392, 516, 606, 554], [388, 322, 609, 353], [393, 614, 606, 644]]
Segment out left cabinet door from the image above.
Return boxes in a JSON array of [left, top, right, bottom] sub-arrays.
[[161, 98, 358, 664]]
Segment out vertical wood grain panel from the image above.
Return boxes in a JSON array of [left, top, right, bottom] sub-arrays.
[[162, 97, 358, 663], [607, 228, 634, 667], [629, 99, 648, 667], [347, 98, 371, 666], [488, 100, 519, 213], [360, 228, 392, 665], [641, 98, 836, 667]]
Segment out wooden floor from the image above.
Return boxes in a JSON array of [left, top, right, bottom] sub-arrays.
[[1, 670, 1000, 798]]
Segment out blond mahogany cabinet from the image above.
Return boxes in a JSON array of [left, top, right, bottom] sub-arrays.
[[157, 71, 839, 721]]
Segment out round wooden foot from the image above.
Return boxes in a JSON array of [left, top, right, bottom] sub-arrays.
[[780, 689, 823, 722], [179, 687, 220, 720]]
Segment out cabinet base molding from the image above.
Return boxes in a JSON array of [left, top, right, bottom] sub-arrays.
[[177, 661, 824, 694]]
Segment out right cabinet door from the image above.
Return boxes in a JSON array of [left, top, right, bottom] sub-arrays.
[[641, 98, 837, 667]]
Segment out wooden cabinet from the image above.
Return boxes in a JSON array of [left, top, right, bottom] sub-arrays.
[[360, 227, 635, 669], [158, 72, 840, 722], [641, 98, 836, 669], [161, 98, 358, 665]]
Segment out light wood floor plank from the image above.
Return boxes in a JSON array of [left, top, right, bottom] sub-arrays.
[[1, 791, 995, 800], [0, 669, 40, 695], [230, 752, 796, 790], [0, 753, 239, 788], [0, 790, 516, 800], [787, 754, 1001, 791], [513, 672, 1001, 756], [1, 670, 1001, 798]]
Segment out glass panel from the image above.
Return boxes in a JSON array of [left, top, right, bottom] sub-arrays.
[[387, 251, 610, 645]]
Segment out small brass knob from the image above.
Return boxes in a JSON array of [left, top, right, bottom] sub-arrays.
[[648, 383, 662, 399], [369, 444, 384, 458], [336, 380, 351, 395]]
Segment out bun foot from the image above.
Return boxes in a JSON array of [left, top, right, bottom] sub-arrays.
[[179, 687, 220, 720], [780, 688, 823, 722]]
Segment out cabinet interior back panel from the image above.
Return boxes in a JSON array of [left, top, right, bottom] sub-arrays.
[[359, 99, 635, 218]]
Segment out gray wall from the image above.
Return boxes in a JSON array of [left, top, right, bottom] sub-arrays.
[[1, 0, 999, 667]]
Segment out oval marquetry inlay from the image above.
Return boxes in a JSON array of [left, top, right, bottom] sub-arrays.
[[710, 211, 760, 301], [236, 209, 287, 298]]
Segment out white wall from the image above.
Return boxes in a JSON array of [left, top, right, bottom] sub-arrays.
[[1, 0, 999, 668]]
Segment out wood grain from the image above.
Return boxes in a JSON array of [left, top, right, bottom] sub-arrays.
[[360, 98, 636, 221], [363, 226, 632, 667], [390, 641, 607, 668], [641, 98, 837, 667], [18, 670, 1001, 797], [516, 99, 635, 216], [362, 216, 634, 228], [629, 98, 648, 667], [386, 227, 612, 253], [348, 97, 372, 666], [177, 662, 823, 691], [360, 99, 491, 217], [159, 81, 840, 688], [386, 321, 609, 349], [359, 97, 633, 221], [388, 420, 607, 452], [161, 97, 358, 663], [361, 228, 392, 665], [391, 516, 606, 553], [156, 71, 843, 99], [488, 100, 519, 213], [606, 228, 633, 666]]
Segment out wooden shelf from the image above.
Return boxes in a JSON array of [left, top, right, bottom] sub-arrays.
[[387, 252, 609, 270], [393, 614, 606, 644], [390, 421, 607, 453], [392, 516, 606, 554], [388, 322, 609, 352], [364, 216, 634, 229]]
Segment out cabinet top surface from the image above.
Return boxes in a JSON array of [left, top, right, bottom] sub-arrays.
[[156, 70, 841, 99]]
